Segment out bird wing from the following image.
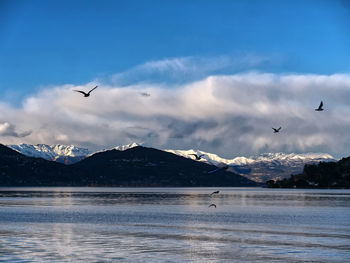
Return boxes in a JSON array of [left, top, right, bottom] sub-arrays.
[[272, 127, 276, 131], [278, 127, 281, 131], [320, 101, 323, 108], [73, 90, 88, 96], [88, 86, 98, 94]]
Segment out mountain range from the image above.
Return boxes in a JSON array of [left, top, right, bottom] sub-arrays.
[[9, 144, 89, 164], [8, 143, 336, 182], [166, 149, 335, 182], [0, 144, 256, 187]]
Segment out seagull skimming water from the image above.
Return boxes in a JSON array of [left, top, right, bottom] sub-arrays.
[[210, 190, 220, 196]]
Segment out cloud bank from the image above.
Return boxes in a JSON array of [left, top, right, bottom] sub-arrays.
[[1, 71, 350, 158]]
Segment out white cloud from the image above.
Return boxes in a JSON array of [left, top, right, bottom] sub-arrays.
[[110, 54, 272, 85], [1, 71, 350, 158]]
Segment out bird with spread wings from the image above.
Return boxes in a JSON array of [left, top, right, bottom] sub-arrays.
[[272, 127, 281, 133], [73, 86, 98, 97], [189, 154, 204, 160]]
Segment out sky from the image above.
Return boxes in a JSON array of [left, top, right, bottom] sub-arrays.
[[0, 0, 350, 158]]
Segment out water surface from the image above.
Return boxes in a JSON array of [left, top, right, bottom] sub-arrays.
[[0, 187, 349, 262]]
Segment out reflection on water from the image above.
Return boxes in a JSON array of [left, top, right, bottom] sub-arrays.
[[0, 187, 349, 262]]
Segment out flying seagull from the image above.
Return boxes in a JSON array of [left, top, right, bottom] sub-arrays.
[[208, 204, 217, 208], [73, 86, 98, 97], [140, 92, 150, 97], [208, 165, 229, 174], [272, 127, 281, 133], [210, 190, 220, 196], [315, 101, 324, 111], [189, 154, 204, 160]]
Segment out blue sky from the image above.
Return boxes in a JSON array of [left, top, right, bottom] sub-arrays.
[[1, 0, 350, 157], [1, 0, 349, 102]]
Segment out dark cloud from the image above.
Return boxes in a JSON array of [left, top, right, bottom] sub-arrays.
[[0, 122, 32, 138], [166, 118, 219, 139]]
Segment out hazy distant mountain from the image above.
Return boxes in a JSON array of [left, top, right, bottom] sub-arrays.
[[166, 149, 336, 182], [0, 144, 256, 187], [267, 156, 350, 188], [8, 144, 90, 164]]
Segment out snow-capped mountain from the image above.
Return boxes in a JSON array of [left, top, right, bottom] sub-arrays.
[[165, 149, 255, 166], [114, 142, 139, 151], [165, 149, 336, 182], [9, 144, 90, 164], [8, 143, 141, 164], [90, 142, 140, 155], [166, 149, 334, 166], [8, 142, 336, 182]]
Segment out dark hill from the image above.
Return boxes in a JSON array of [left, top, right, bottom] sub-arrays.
[[0, 144, 257, 186], [71, 146, 257, 186], [267, 156, 350, 188], [0, 144, 69, 186]]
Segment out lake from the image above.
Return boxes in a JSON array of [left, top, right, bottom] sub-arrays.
[[0, 187, 349, 262]]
